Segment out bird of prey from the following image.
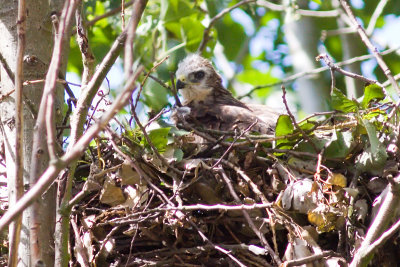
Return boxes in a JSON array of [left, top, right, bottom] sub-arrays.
[[174, 54, 280, 134]]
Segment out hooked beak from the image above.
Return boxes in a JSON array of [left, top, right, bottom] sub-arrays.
[[176, 79, 186, 90]]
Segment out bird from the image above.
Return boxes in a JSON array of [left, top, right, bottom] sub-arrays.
[[174, 54, 281, 134]]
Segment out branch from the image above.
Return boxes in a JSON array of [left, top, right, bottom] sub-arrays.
[[317, 54, 383, 86], [239, 46, 400, 99], [257, 0, 339, 17], [339, 0, 400, 94], [366, 0, 389, 35], [85, 0, 134, 27], [197, 0, 256, 53], [9, 0, 26, 264], [124, 0, 147, 77], [281, 86, 319, 153], [219, 168, 279, 266], [350, 175, 400, 266], [0, 66, 144, 233], [284, 250, 343, 267], [0, 51, 15, 82]]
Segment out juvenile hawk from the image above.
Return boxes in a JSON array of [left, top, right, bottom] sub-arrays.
[[175, 54, 280, 134]]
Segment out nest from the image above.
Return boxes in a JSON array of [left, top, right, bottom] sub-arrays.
[[69, 97, 400, 266]]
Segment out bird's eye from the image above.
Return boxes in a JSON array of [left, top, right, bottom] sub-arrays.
[[194, 71, 205, 80]]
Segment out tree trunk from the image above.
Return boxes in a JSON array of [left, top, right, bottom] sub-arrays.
[[283, 0, 330, 113], [0, 0, 64, 266]]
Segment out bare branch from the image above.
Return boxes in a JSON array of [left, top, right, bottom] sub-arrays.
[[8, 0, 26, 264], [350, 175, 400, 266], [339, 0, 400, 94], [85, 0, 134, 27], [240, 46, 400, 99], [0, 51, 15, 82], [366, 0, 389, 35], [0, 66, 144, 234], [197, 0, 256, 53], [124, 0, 147, 77]]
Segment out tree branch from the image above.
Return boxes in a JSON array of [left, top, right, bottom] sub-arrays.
[[8, 0, 26, 265], [0, 66, 144, 233], [339, 0, 400, 94]]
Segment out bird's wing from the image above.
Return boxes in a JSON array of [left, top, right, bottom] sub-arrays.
[[191, 104, 276, 134], [246, 104, 283, 127]]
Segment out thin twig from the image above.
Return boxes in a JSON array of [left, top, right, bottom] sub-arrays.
[[197, 0, 256, 53], [339, 0, 400, 94], [317, 53, 382, 87], [0, 66, 144, 233], [124, 0, 147, 77], [134, 56, 169, 109], [281, 86, 319, 152], [239, 46, 400, 99], [85, 0, 134, 27], [0, 51, 15, 82], [256, 0, 339, 17], [350, 175, 400, 266], [9, 0, 27, 264], [284, 250, 343, 267], [219, 168, 276, 266], [170, 72, 182, 107], [366, 0, 388, 36]]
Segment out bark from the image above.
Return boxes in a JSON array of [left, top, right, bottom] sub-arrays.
[[0, 0, 65, 266]]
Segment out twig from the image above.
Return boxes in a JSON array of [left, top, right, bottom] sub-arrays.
[[108, 133, 246, 266], [0, 66, 144, 233], [317, 54, 382, 87], [9, 0, 27, 264], [256, 0, 339, 17], [281, 86, 319, 152], [71, 216, 90, 266], [363, 216, 400, 260], [94, 226, 120, 263], [124, 0, 147, 77], [239, 46, 400, 99], [197, 0, 256, 53], [0, 51, 15, 82], [284, 250, 343, 267], [85, 0, 134, 27], [212, 121, 257, 168], [134, 56, 169, 109], [350, 174, 400, 266], [366, 0, 388, 36], [219, 168, 277, 266], [170, 72, 182, 107], [339, 0, 400, 94]]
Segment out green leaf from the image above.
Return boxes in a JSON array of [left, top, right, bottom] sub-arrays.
[[180, 14, 205, 52], [275, 115, 294, 137], [173, 148, 184, 162], [160, 0, 195, 23], [361, 84, 385, 108], [362, 119, 386, 159], [215, 14, 246, 60], [237, 69, 279, 87], [145, 127, 171, 152], [324, 131, 353, 159], [142, 79, 169, 111], [355, 119, 387, 173], [275, 115, 295, 150], [331, 88, 359, 112]]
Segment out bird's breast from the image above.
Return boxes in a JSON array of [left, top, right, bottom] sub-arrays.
[[180, 86, 213, 105]]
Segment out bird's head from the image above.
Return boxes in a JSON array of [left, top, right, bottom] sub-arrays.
[[175, 54, 222, 105]]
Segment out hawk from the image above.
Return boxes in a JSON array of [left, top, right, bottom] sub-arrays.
[[174, 54, 280, 134]]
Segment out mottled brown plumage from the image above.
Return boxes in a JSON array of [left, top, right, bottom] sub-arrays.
[[174, 54, 280, 134]]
